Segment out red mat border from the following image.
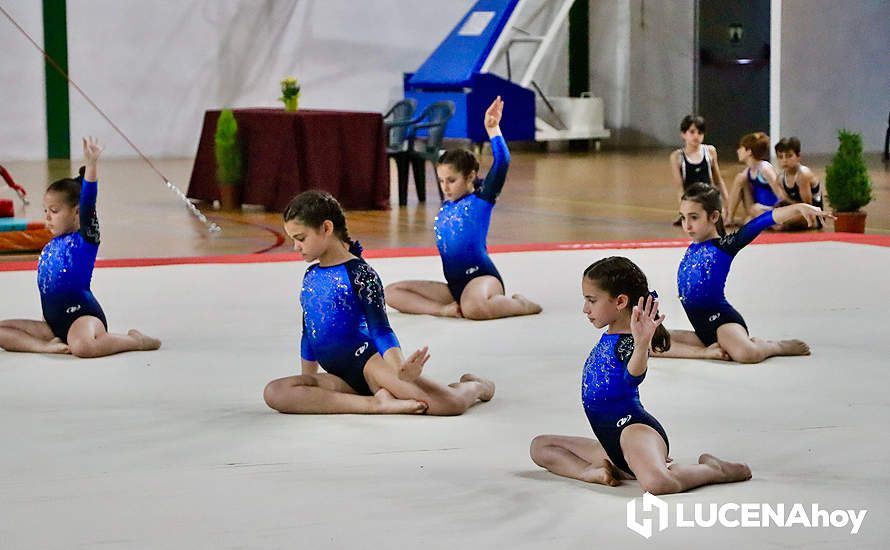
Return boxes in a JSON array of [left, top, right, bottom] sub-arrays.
[[1, 232, 888, 272]]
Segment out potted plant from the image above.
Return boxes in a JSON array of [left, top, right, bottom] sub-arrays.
[[279, 77, 300, 112], [824, 129, 873, 233], [214, 109, 243, 211]]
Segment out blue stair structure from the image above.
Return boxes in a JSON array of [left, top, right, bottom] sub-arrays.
[[404, 0, 535, 143]]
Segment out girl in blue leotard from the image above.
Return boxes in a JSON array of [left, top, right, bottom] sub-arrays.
[[0, 137, 160, 357], [530, 257, 752, 493], [726, 132, 790, 225], [263, 190, 495, 415], [657, 182, 833, 363], [384, 96, 541, 320]]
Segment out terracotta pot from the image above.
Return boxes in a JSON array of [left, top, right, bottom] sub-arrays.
[[832, 210, 867, 233], [218, 184, 242, 211]]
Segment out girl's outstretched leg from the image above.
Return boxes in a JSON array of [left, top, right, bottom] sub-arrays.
[[366, 357, 494, 416], [653, 329, 729, 360], [716, 323, 809, 364], [621, 424, 751, 495], [384, 280, 461, 317], [0, 319, 69, 353], [459, 276, 541, 320], [263, 373, 428, 414], [530, 434, 622, 486], [66, 316, 161, 358]]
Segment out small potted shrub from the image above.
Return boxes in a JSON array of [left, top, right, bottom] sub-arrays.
[[824, 129, 873, 232], [214, 109, 243, 211]]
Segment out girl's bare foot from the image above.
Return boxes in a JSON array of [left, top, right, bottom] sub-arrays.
[[459, 373, 495, 401], [705, 343, 730, 360], [580, 459, 621, 486], [512, 294, 542, 315], [698, 453, 752, 483], [752, 337, 810, 357], [128, 329, 161, 351], [776, 339, 810, 356], [44, 337, 70, 354], [438, 302, 462, 318], [372, 388, 428, 414]]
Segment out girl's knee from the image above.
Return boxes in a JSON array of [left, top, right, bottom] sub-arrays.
[[727, 346, 763, 364], [461, 300, 494, 320], [68, 338, 98, 358], [263, 380, 295, 411], [263, 381, 281, 410], [530, 435, 554, 465], [426, 393, 467, 416], [637, 471, 681, 495]]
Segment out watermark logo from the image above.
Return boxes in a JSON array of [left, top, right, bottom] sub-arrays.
[[627, 493, 868, 539], [627, 492, 669, 539]]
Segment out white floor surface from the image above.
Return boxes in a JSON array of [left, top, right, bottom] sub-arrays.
[[1, 242, 888, 549]]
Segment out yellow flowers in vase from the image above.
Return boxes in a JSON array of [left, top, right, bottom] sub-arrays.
[[280, 77, 300, 112]]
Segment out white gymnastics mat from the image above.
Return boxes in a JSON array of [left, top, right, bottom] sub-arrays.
[[1, 241, 888, 549]]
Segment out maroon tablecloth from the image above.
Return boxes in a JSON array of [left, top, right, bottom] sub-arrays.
[[187, 108, 389, 211]]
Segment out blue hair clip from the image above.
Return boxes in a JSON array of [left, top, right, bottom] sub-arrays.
[[649, 290, 658, 300]]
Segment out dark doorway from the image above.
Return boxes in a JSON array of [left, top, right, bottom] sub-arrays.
[[697, 0, 770, 153]]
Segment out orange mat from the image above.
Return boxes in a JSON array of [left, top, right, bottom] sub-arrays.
[[0, 219, 51, 253]]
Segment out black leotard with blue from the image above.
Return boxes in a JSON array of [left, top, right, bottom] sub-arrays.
[[582, 332, 669, 476], [37, 179, 107, 342], [300, 258, 400, 395], [677, 210, 775, 345], [434, 136, 509, 302]]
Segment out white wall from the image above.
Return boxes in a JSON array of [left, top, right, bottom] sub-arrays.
[[589, 0, 695, 147], [0, 2, 47, 160], [4, 0, 473, 160], [2, 0, 887, 159], [780, 0, 890, 153]]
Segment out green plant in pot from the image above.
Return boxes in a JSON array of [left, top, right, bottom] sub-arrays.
[[214, 109, 244, 211], [824, 129, 873, 233]]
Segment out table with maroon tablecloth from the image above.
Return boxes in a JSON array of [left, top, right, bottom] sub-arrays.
[[187, 108, 389, 211]]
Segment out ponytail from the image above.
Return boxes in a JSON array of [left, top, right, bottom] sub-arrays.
[[348, 239, 363, 257], [651, 324, 671, 353]]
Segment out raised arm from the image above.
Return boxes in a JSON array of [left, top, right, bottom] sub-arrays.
[[79, 137, 102, 244], [717, 210, 776, 255], [82, 136, 101, 182], [477, 96, 510, 203], [771, 202, 834, 227], [484, 95, 503, 140]]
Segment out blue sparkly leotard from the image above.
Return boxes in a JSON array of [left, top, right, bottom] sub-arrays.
[[37, 179, 107, 342], [434, 135, 509, 302], [581, 333, 668, 475], [677, 210, 775, 345], [300, 258, 400, 395], [747, 161, 779, 207]]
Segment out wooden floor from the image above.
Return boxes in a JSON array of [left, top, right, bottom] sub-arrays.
[[2, 148, 888, 260]]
